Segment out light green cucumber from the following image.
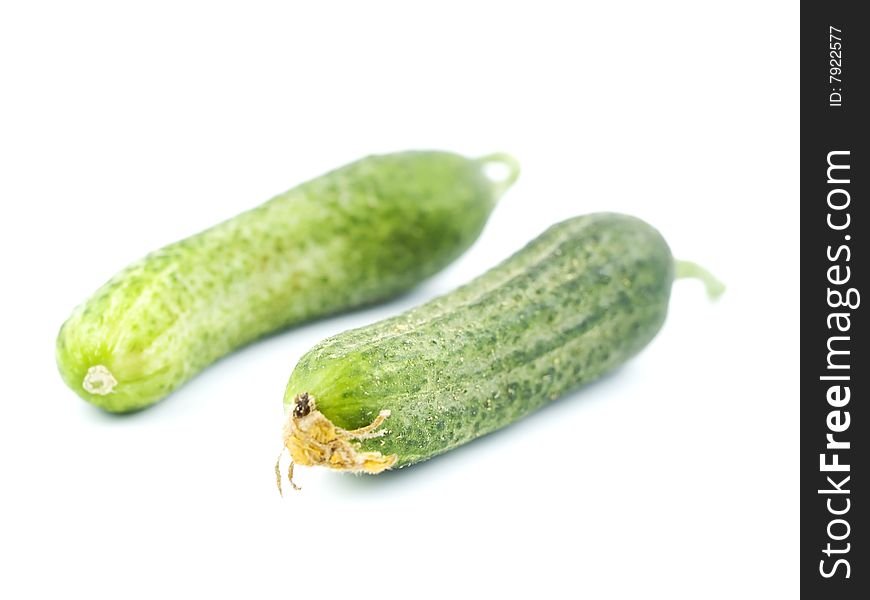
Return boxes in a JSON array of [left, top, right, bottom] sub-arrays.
[[57, 150, 519, 413], [280, 213, 722, 483]]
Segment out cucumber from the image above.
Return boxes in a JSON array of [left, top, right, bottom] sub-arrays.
[[57, 150, 519, 413], [279, 213, 722, 488]]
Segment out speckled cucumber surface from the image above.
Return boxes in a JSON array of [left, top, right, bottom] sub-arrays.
[[280, 213, 723, 485], [57, 150, 519, 413]]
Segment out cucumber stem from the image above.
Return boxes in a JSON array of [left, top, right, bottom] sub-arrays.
[[82, 365, 117, 395], [274, 448, 299, 496], [478, 153, 521, 202], [675, 260, 726, 300], [278, 393, 397, 494]]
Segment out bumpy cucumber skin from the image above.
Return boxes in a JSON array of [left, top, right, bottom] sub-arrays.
[[284, 213, 674, 467], [57, 151, 503, 412]]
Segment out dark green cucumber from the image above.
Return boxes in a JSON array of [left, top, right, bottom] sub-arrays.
[[57, 150, 519, 413], [280, 213, 721, 480]]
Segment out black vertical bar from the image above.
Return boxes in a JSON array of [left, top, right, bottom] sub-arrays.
[[801, 2, 868, 597]]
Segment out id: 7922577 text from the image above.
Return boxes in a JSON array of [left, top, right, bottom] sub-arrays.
[[829, 26, 843, 107]]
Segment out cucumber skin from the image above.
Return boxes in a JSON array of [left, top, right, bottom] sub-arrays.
[[284, 213, 674, 467], [57, 151, 502, 413]]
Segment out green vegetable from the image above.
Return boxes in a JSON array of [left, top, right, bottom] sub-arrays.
[[57, 150, 519, 413], [279, 212, 722, 489]]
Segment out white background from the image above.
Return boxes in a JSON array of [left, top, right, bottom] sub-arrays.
[[0, 2, 798, 598]]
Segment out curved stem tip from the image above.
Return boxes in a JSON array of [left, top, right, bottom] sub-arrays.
[[675, 260, 726, 300], [477, 153, 521, 202]]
